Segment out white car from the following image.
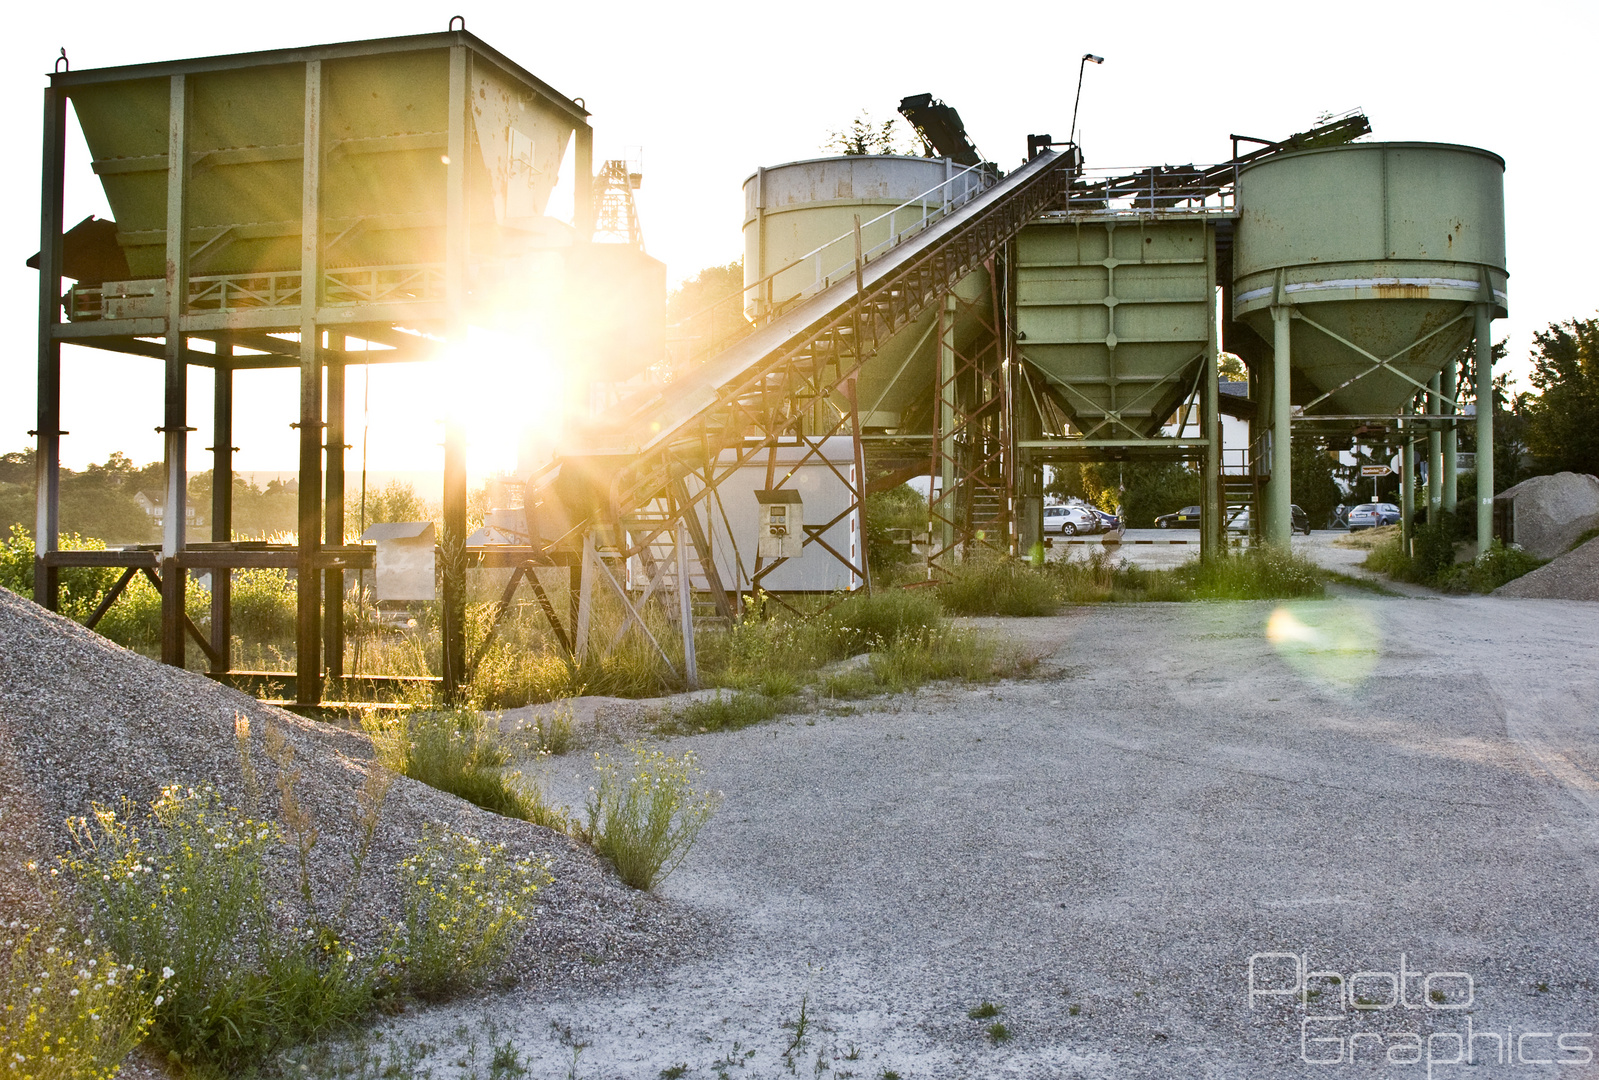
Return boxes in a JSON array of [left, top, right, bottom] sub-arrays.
[[1044, 504, 1100, 535]]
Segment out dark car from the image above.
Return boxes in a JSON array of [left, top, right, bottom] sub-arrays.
[[1155, 505, 1202, 529], [1292, 504, 1311, 535], [1347, 502, 1401, 530], [1090, 508, 1122, 532]]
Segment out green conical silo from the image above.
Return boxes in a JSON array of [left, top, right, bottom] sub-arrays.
[[1232, 142, 1508, 415]]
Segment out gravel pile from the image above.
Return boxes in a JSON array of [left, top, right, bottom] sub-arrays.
[[0, 587, 708, 988], [1495, 534, 1599, 600]]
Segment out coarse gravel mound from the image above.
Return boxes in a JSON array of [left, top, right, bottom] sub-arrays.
[[1494, 534, 1599, 600], [0, 586, 709, 987]]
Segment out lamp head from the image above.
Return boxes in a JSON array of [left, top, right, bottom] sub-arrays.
[[1084, 54, 1104, 64]]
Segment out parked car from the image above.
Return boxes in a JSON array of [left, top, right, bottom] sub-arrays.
[[1089, 508, 1122, 532], [1224, 504, 1311, 534], [1347, 502, 1401, 530], [1155, 505, 1202, 528], [1043, 504, 1100, 535]]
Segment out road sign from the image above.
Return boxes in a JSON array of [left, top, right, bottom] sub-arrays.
[[1361, 465, 1392, 477]]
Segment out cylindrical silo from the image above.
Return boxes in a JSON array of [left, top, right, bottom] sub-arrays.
[[1232, 141, 1508, 415], [742, 155, 990, 431]]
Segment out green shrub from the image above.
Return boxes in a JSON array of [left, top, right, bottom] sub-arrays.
[[585, 744, 721, 890], [1410, 512, 1459, 583], [1437, 541, 1547, 594], [0, 524, 211, 642], [396, 826, 550, 998], [864, 484, 927, 576], [0, 921, 162, 1080], [231, 568, 297, 641]]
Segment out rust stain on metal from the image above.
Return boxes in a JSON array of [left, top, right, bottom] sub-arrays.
[[1374, 284, 1430, 299]]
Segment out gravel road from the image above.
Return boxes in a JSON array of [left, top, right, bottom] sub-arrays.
[[378, 591, 1599, 1079]]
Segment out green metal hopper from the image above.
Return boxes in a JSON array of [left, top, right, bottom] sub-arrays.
[[1232, 142, 1507, 416]]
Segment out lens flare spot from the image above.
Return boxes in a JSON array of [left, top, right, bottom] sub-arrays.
[[1266, 604, 1380, 688]]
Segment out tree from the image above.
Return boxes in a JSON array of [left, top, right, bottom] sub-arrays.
[[1047, 460, 1199, 528], [1291, 436, 1344, 527], [1521, 317, 1599, 477], [666, 261, 751, 370], [823, 113, 909, 156]]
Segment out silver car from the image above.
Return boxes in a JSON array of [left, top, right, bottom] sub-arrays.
[[1043, 504, 1100, 535]]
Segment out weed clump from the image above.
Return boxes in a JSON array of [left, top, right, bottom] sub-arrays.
[[584, 744, 721, 890], [938, 557, 1061, 616], [397, 826, 551, 997], [393, 709, 527, 820], [0, 921, 162, 1079], [50, 724, 553, 1074], [63, 784, 387, 1070], [657, 691, 783, 736], [1173, 545, 1324, 600], [1439, 541, 1547, 593]]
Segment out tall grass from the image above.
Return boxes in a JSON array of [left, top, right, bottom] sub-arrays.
[[937, 546, 1326, 611], [47, 725, 551, 1075], [584, 744, 720, 891], [937, 557, 1061, 616], [392, 709, 527, 819], [1173, 545, 1324, 600]]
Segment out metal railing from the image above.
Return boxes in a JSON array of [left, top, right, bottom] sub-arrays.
[[1057, 163, 1241, 215], [664, 160, 999, 375], [67, 263, 448, 320]]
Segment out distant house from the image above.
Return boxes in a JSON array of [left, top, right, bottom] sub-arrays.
[[132, 489, 201, 528]]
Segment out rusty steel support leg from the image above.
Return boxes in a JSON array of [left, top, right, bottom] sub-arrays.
[[677, 518, 698, 689], [160, 73, 191, 668], [34, 83, 66, 611], [1427, 372, 1442, 523], [1441, 359, 1458, 514], [844, 374, 872, 592], [440, 44, 471, 703], [209, 346, 233, 671], [1201, 227, 1222, 560], [324, 344, 346, 684], [294, 60, 325, 706], [933, 293, 959, 564]]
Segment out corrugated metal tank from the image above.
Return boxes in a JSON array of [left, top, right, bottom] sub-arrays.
[[1232, 142, 1508, 414], [1016, 217, 1214, 438], [742, 156, 989, 431]]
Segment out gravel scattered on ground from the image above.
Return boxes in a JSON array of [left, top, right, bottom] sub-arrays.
[[0, 587, 712, 998], [1495, 535, 1599, 600], [355, 592, 1599, 1079]]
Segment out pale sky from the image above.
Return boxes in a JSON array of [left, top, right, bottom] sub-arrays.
[[5, 0, 1595, 481]]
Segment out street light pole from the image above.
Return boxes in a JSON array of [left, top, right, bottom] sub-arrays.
[[1069, 53, 1104, 152]]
